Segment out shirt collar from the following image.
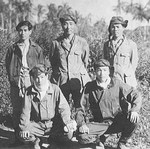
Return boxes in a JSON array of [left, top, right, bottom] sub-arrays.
[[96, 77, 114, 89], [31, 81, 54, 95], [16, 39, 36, 47], [108, 35, 125, 47]]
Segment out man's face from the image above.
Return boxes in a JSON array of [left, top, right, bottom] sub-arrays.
[[95, 66, 110, 82], [18, 25, 32, 41], [33, 73, 48, 90], [61, 20, 76, 36], [110, 23, 124, 38]]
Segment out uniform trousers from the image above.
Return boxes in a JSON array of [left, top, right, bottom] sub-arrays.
[[77, 113, 137, 144]]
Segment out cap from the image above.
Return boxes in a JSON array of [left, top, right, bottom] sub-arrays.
[[59, 14, 77, 24], [94, 59, 110, 69], [109, 16, 128, 28], [29, 64, 49, 78]]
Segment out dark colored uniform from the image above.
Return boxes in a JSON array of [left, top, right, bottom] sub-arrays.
[[5, 40, 45, 134], [76, 78, 141, 144]]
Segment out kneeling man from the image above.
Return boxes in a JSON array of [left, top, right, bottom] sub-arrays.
[[19, 64, 76, 149], [76, 59, 141, 149]]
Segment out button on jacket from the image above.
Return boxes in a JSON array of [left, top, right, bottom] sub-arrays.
[[5, 39, 45, 87], [103, 36, 138, 88], [49, 35, 90, 89], [77, 78, 141, 127], [19, 82, 71, 131]]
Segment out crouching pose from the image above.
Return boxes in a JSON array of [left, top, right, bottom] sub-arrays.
[[76, 59, 141, 149], [19, 64, 77, 149]]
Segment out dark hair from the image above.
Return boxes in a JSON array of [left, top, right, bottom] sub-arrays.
[[29, 64, 49, 78], [16, 21, 33, 31], [94, 59, 110, 70]]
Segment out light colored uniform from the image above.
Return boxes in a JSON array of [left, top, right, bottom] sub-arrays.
[[103, 36, 138, 88], [49, 34, 91, 108], [19, 82, 73, 141]]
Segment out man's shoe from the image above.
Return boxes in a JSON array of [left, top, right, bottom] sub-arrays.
[[117, 142, 130, 149], [9, 140, 24, 147], [96, 141, 105, 149], [33, 137, 41, 149]]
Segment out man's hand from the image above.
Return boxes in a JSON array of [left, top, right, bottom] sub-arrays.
[[19, 130, 30, 139], [64, 120, 77, 132], [128, 111, 139, 123], [79, 124, 89, 134]]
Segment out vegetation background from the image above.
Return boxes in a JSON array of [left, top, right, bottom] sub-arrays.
[[0, 0, 150, 148]]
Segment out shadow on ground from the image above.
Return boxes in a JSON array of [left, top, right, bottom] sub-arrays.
[[0, 115, 117, 149], [0, 126, 117, 149]]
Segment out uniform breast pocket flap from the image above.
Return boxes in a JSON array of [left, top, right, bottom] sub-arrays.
[[74, 50, 81, 56]]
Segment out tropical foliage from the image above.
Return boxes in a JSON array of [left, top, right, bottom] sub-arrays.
[[0, 0, 150, 148]]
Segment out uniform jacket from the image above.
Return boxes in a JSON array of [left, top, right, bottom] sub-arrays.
[[5, 39, 45, 87], [76, 78, 141, 127], [103, 36, 138, 88], [49, 34, 91, 88], [19, 82, 71, 131]]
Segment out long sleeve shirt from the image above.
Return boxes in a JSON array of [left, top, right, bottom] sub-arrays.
[[103, 36, 138, 87], [5, 39, 45, 87], [49, 34, 90, 87], [19, 82, 71, 131], [76, 78, 142, 127]]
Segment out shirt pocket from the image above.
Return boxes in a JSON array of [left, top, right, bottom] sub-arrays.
[[74, 50, 81, 63], [118, 52, 130, 66], [40, 99, 54, 120]]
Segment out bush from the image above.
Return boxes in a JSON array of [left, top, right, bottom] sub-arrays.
[[1, 18, 150, 148]]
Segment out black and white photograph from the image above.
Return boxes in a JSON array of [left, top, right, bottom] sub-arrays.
[[0, 0, 150, 149]]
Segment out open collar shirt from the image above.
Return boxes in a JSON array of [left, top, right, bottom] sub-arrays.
[[19, 82, 71, 131]]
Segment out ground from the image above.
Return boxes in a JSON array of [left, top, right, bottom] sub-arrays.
[[0, 122, 138, 149], [0, 114, 147, 149]]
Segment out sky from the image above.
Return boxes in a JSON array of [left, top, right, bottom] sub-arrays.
[[33, 0, 149, 30]]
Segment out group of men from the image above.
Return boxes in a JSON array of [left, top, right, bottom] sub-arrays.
[[5, 14, 141, 149]]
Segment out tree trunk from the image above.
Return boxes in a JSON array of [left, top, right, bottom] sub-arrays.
[[38, 14, 41, 23], [8, 0, 12, 33], [0, 13, 4, 29], [16, 14, 19, 26]]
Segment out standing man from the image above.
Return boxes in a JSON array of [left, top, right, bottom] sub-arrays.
[[5, 21, 45, 146], [49, 14, 90, 109], [103, 16, 138, 88], [76, 59, 141, 149], [19, 64, 77, 149]]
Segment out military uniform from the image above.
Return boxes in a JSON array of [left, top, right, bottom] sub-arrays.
[[5, 39, 45, 133], [19, 82, 73, 142], [103, 36, 138, 88], [103, 16, 138, 88], [49, 34, 90, 108], [76, 78, 141, 144]]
